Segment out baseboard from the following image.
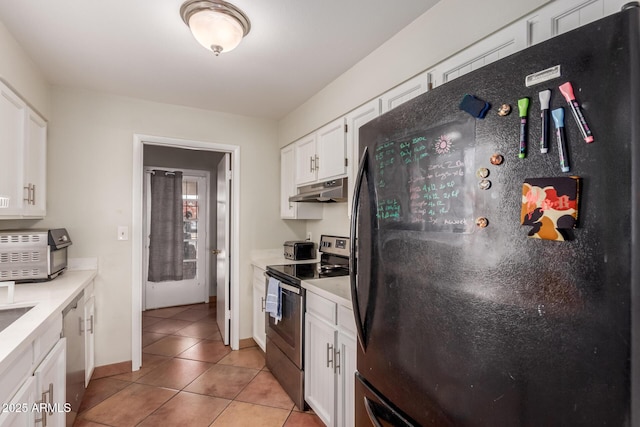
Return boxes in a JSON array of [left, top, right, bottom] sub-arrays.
[[91, 360, 132, 380], [239, 337, 257, 349]]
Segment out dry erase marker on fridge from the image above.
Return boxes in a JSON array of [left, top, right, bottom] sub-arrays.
[[559, 81, 594, 143], [518, 97, 530, 159], [552, 107, 570, 172], [539, 90, 551, 153]]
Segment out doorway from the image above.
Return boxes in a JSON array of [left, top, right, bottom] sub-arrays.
[[143, 169, 210, 310], [132, 134, 241, 372]]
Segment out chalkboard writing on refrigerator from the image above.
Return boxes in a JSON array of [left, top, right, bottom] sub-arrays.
[[372, 118, 476, 233]]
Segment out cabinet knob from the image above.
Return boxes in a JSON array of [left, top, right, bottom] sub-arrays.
[[211, 249, 221, 255]]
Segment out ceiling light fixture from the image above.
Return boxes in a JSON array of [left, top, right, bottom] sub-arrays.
[[180, 0, 251, 56]]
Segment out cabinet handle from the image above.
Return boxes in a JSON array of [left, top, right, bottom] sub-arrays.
[[88, 314, 94, 333], [334, 348, 341, 374], [310, 156, 315, 173], [315, 155, 319, 171], [35, 402, 47, 427], [31, 184, 36, 205], [326, 343, 334, 368], [23, 184, 33, 204], [261, 297, 266, 312], [79, 316, 84, 334]]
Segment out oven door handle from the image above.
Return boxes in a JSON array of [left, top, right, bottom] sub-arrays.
[[279, 282, 300, 294], [264, 273, 301, 295]]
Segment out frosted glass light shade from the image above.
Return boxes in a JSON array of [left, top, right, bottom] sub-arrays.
[[180, 0, 251, 56], [189, 10, 243, 54]]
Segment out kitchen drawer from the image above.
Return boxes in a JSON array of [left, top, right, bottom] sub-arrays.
[[33, 313, 62, 368], [307, 291, 336, 325], [337, 305, 356, 337]]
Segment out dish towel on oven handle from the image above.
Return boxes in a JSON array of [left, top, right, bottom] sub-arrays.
[[265, 277, 282, 323]]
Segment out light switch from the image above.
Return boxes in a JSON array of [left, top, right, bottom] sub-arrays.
[[118, 226, 128, 241]]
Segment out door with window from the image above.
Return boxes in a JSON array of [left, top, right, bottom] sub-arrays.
[[144, 170, 209, 309]]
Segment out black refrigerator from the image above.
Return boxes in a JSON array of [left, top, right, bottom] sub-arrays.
[[350, 5, 640, 426]]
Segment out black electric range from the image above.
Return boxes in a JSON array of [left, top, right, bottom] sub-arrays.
[[266, 235, 350, 286]]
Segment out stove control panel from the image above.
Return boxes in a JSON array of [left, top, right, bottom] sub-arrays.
[[319, 235, 350, 258]]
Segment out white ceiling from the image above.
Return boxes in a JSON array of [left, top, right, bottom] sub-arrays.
[[0, 0, 440, 120]]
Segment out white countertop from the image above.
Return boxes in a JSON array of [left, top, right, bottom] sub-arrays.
[[302, 276, 352, 309], [250, 248, 319, 270], [0, 270, 97, 375]]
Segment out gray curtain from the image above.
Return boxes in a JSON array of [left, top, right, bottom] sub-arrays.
[[148, 170, 184, 282]]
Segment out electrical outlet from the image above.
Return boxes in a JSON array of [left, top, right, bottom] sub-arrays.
[[306, 232, 312, 241]]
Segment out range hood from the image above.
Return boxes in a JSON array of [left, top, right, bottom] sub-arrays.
[[289, 178, 348, 203]]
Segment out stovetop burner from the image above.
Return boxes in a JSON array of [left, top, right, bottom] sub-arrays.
[[267, 235, 350, 285]]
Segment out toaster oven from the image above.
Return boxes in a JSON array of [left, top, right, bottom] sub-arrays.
[[0, 228, 72, 282]]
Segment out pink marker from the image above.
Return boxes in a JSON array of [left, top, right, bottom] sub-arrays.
[[559, 82, 594, 143]]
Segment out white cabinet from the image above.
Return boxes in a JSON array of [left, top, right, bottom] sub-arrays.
[[33, 338, 67, 427], [304, 291, 357, 427], [0, 82, 27, 217], [0, 376, 37, 427], [84, 281, 96, 386], [345, 99, 381, 218], [380, 72, 430, 114], [0, 80, 47, 219], [252, 266, 266, 352], [295, 118, 348, 186], [281, 144, 322, 220], [295, 134, 318, 186], [23, 110, 47, 217]]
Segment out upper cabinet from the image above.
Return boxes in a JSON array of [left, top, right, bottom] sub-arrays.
[[379, 72, 430, 114], [0, 81, 47, 219], [281, 144, 322, 220], [295, 117, 347, 186], [345, 99, 380, 218]]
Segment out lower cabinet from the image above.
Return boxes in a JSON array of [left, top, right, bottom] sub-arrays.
[[0, 316, 66, 427], [84, 282, 96, 386], [304, 291, 356, 427], [252, 266, 266, 352], [33, 338, 67, 427]]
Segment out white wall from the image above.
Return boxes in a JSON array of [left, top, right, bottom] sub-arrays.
[[278, 0, 550, 146], [277, 0, 550, 238], [35, 87, 302, 366], [0, 21, 50, 119]]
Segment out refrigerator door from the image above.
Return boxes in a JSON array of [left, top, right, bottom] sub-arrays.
[[352, 7, 640, 427], [355, 373, 423, 427]]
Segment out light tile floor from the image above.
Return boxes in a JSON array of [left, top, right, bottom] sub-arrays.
[[73, 303, 324, 427]]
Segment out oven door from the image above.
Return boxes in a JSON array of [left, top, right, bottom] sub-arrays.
[[265, 276, 304, 368], [48, 246, 68, 278]]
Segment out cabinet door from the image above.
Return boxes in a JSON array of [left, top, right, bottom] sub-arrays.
[[380, 73, 429, 114], [295, 134, 318, 185], [252, 267, 266, 352], [84, 294, 95, 386], [305, 313, 337, 427], [336, 332, 357, 427], [0, 81, 26, 216], [316, 118, 347, 181], [34, 338, 67, 427], [345, 100, 380, 217], [280, 144, 297, 219], [23, 109, 47, 217], [0, 376, 37, 427]]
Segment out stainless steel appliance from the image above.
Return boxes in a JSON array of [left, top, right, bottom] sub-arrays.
[[0, 228, 71, 282], [351, 7, 640, 426], [289, 177, 348, 203], [283, 240, 316, 260], [265, 235, 350, 410], [62, 290, 86, 421]]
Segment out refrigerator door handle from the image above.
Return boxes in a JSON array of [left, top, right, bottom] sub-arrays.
[[350, 146, 368, 352]]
